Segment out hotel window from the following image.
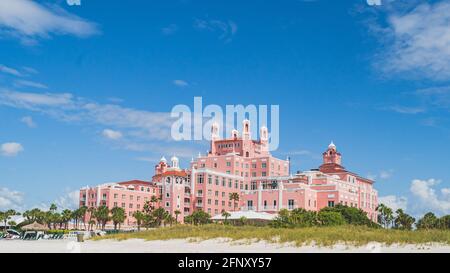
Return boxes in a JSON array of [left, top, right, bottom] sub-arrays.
[[121, 203, 126, 208], [262, 172, 267, 177], [264, 200, 267, 209], [166, 192, 170, 198], [208, 189, 212, 196], [208, 208, 212, 214], [141, 187, 144, 191], [228, 180, 232, 188], [247, 200, 253, 209], [122, 194, 126, 200], [226, 171, 231, 174], [252, 172, 257, 177], [197, 174, 204, 184], [208, 199, 212, 205], [208, 175, 212, 184], [114, 194, 118, 199], [215, 200, 219, 205], [273, 200, 277, 207], [251, 182, 257, 190], [113, 202, 118, 207], [226, 162, 231, 167], [137, 204, 140, 209], [228, 201, 232, 207], [262, 163, 267, 168], [129, 203, 133, 209], [215, 177, 219, 185], [222, 192, 225, 197], [137, 196, 140, 201], [222, 178, 226, 187], [214, 163, 217, 168], [222, 201, 225, 206], [288, 200, 295, 209], [166, 202, 170, 207], [215, 209, 218, 215], [252, 163, 257, 169], [215, 191, 219, 197], [102, 194, 107, 200], [130, 195, 134, 201]]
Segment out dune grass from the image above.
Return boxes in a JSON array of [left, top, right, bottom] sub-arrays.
[[93, 224, 450, 246]]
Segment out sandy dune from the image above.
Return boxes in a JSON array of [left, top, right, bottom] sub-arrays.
[[0, 238, 449, 253]]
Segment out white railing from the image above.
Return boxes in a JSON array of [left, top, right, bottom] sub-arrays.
[[241, 206, 256, 211]]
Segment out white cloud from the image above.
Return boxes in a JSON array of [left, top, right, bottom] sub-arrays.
[[0, 64, 22, 76], [0, 0, 98, 45], [0, 90, 73, 109], [194, 19, 237, 42], [162, 24, 178, 35], [66, 0, 81, 6], [102, 129, 123, 140], [376, 1, 450, 80], [14, 79, 48, 89], [416, 86, 450, 110], [0, 187, 25, 210], [0, 89, 176, 143], [54, 190, 79, 210], [410, 178, 450, 215], [1, 142, 24, 157], [367, 169, 394, 181], [386, 105, 426, 114], [173, 79, 189, 87], [378, 195, 408, 212], [20, 116, 36, 128]]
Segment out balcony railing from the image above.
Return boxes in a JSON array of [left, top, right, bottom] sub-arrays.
[[195, 203, 203, 208], [196, 193, 203, 198], [241, 206, 256, 211], [287, 205, 298, 211]]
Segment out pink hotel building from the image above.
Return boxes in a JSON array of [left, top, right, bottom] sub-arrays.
[[79, 120, 378, 227]]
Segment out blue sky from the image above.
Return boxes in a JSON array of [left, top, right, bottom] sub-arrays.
[[1, 0, 449, 216]]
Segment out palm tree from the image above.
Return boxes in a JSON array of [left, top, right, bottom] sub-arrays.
[[111, 207, 126, 230], [79, 206, 88, 230], [87, 207, 96, 231], [221, 210, 231, 225], [95, 206, 110, 230], [174, 210, 181, 224], [132, 211, 145, 231], [61, 209, 72, 230], [229, 192, 240, 211], [394, 209, 415, 230], [0, 211, 19, 231], [50, 203, 57, 212]]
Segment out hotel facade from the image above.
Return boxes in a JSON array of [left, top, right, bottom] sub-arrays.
[[79, 120, 378, 227]]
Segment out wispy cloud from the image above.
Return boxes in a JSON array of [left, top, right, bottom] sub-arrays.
[[0, 64, 22, 77], [367, 169, 394, 181], [0, 0, 99, 45], [162, 24, 178, 35], [416, 86, 450, 110], [102, 129, 123, 140], [20, 116, 36, 128], [14, 79, 48, 89], [194, 18, 237, 42], [0, 89, 176, 143], [173, 79, 189, 87], [373, 1, 450, 81], [385, 105, 426, 114]]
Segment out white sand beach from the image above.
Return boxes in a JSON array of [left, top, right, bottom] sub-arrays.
[[0, 238, 449, 253]]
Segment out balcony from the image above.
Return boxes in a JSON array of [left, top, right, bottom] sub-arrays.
[[287, 205, 298, 211], [195, 203, 203, 208], [196, 193, 204, 198], [241, 206, 255, 211]]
